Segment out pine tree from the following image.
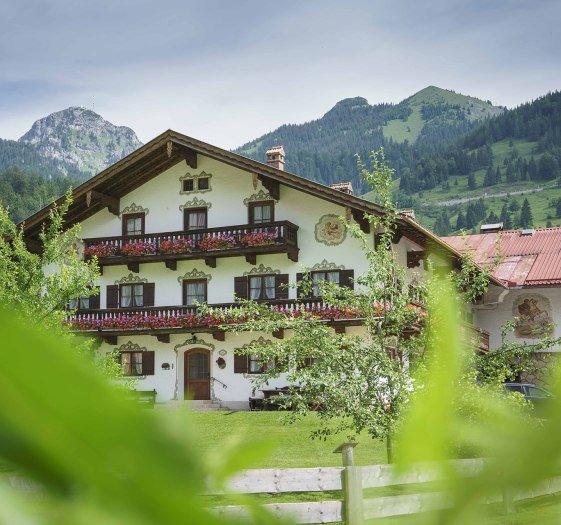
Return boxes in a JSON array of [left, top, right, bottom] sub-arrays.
[[483, 166, 495, 186], [433, 209, 451, 235], [519, 198, 533, 229], [500, 204, 512, 229], [556, 199, 561, 218], [486, 211, 500, 224], [467, 172, 476, 190], [456, 210, 466, 230]]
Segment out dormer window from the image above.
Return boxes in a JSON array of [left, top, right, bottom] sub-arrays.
[[249, 201, 274, 225], [122, 213, 145, 236]]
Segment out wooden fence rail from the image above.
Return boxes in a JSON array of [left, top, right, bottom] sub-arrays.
[[210, 442, 561, 525]]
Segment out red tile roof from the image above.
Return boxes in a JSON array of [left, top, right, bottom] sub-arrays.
[[442, 227, 561, 287]]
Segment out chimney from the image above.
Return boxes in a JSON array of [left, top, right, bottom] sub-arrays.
[[330, 182, 354, 196], [266, 146, 285, 171], [400, 209, 416, 221]]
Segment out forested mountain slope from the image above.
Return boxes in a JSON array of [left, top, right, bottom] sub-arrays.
[[386, 91, 561, 235], [236, 86, 502, 194]]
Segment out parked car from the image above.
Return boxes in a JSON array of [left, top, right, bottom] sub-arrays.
[[504, 383, 554, 411]]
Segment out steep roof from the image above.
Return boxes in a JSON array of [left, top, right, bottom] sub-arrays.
[[18, 129, 500, 284], [442, 227, 561, 287]]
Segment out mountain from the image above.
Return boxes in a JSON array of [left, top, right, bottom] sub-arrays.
[[19, 106, 142, 176], [387, 91, 561, 235], [235, 86, 503, 193]]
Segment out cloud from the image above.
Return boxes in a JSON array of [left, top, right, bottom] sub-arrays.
[[0, 0, 559, 148]]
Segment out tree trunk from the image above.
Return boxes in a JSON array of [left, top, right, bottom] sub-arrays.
[[386, 434, 394, 463]]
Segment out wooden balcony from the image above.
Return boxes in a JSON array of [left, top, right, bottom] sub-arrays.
[[82, 221, 299, 272]]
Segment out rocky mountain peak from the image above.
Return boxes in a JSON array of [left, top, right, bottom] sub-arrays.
[[19, 107, 143, 175]]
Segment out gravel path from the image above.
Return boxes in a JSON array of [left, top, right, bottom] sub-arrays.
[[424, 187, 544, 207]]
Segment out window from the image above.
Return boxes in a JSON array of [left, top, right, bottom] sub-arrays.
[[311, 271, 340, 297], [249, 275, 276, 300], [69, 296, 90, 310], [197, 177, 210, 191], [249, 201, 274, 225], [249, 355, 264, 374], [120, 284, 144, 307], [119, 351, 155, 376], [120, 352, 144, 376], [182, 176, 210, 192], [122, 213, 145, 236], [526, 386, 551, 398], [183, 279, 207, 306], [182, 179, 195, 192], [184, 208, 208, 230]]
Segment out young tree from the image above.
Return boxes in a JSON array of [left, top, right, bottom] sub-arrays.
[[0, 193, 120, 379], [224, 150, 491, 463], [500, 204, 513, 230], [467, 172, 476, 190]]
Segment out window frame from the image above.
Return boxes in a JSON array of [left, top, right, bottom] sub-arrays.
[[119, 351, 145, 377], [182, 179, 195, 192], [122, 212, 145, 237], [197, 176, 210, 191], [183, 207, 208, 231], [248, 200, 275, 225], [182, 279, 208, 306], [310, 270, 341, 297], [119, 283, 145, 308], [248, 274, 277, 301]]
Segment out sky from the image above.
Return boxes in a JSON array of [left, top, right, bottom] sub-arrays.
[[1, 0, 560, 149]]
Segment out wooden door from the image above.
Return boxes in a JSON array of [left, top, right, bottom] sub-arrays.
[[184, 349, 210, 400]]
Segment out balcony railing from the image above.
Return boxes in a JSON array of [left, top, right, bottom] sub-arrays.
[[82, 221, 299, 270]]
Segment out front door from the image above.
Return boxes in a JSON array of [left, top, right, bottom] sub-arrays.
[[184, 349, 210, 400]]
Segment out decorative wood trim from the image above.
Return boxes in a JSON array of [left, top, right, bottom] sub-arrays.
[[120, 203, 149, 216], [351, 209, 371, 234], [156, 334, 170, 343], [127, 262, 140, 273], [86, 190, 120, 216], [179, 171, 213, 195], [115, 341, 147, 353], [236, 336, 272, 352], [179, 197, 212, 211], [243, 189, 277, 206], [245, 254, 257, 265], [407, 250, 425, 269], [166, 140, 197, 169], [257, 175, 280, 200], [103, 335, 118, 345], [164, 260, 177, 271], [243, 264, 281, 276], [204, 256, 217, 268], [333, 324, 346, 334], [212, 331, 225, 342], [174, 335, 215, 353], [272, 329, 284, 340], [114, 273, 148, 285]]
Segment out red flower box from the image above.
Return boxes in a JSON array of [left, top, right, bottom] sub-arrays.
[[159, 238, 194, 254], [240, 231, 276, 247], [84, 243, 118, 258], [199, 235, 237, 251], [121, 240, 157, 256]]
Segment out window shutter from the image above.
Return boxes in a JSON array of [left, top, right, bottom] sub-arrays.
[[143, 283, 155, 306], [142, 351, 155, 375], [339, 270, 354, 290], [275, 274, 289, 300], [89, 287, 100, 309], [234, 276, 248, 300], [106, 285, 119, 309], [234, 353, 248, 373]]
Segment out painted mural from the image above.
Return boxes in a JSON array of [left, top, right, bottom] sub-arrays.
[[513, 294, 554, 339], [315, 214, 346, 246]]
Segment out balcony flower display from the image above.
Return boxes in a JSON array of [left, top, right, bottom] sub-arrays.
[[84, 243, 118, 258], [120, 240, 157, 256], [240, 231, 276, 247], [198, 234, 237, 251], [159, 238, 194, 255]]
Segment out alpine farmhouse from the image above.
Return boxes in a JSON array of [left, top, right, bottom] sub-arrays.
[[21, 131, 497, 409]]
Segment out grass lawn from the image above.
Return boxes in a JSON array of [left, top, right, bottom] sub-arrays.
[[190, 410, 388, 469]]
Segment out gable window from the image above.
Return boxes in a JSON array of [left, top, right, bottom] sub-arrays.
[[182, 179, 195, 192], [122, 213, 145, 236], [182, 176, 210, 193], [184, 208, 208, 230], [119, 351, 155, 376], [197, 177, 210, 191], [120, 284, 144, 307], [249, 275, 276, 300], [183, 279, 207, 306]]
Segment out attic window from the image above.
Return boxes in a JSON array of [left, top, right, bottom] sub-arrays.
[[198, 177, 209, 190], [180, 172, 213, 194], [521, 228, 535, 236], [182, 179, 195, 192]]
